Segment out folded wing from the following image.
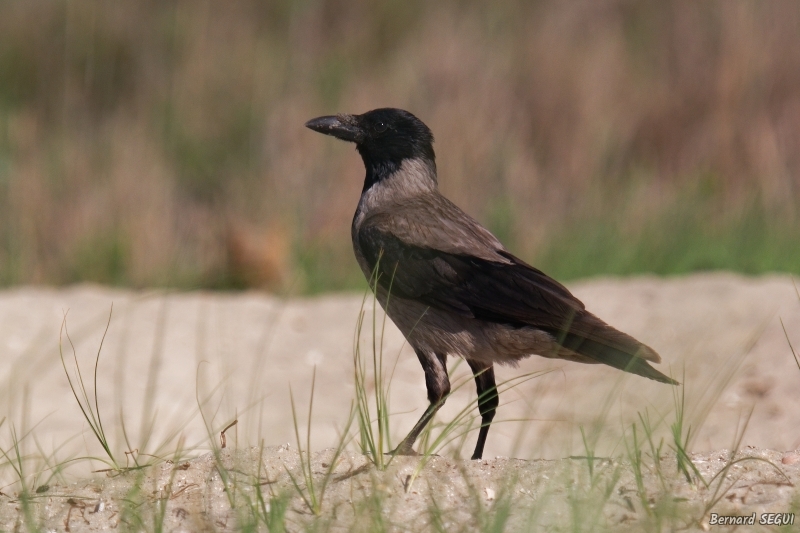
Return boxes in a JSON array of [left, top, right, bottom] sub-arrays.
[[358, 216, 676, 384]]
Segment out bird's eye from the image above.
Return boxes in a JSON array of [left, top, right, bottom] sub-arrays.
[[374, 121, 388, 133]]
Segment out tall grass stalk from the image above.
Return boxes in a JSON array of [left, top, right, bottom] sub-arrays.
[[623, 422, 650, 516], [781, 279, 799, 370], [58, 307, 116, 468], [579, 425, 596, 485], [670, 379, 704, 486], [638, 409, 667, 491]]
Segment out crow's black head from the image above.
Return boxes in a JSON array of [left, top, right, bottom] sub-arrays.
[[305, 108, 435, 189]]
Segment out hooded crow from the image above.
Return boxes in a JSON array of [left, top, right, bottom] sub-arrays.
[[305, 108, 677, 460]]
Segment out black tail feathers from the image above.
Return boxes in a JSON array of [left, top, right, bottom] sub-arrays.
[[560, 334, 679, 385]]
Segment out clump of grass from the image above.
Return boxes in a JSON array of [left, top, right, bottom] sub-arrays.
[[198, 434, 291, 532], [0, 422, 42, 531], [348, 473, 392, 533], [670, 379, 704, 486], [59, 307, 116, 468], [59, 303, 195, 476], [285, 367, 354, 516], [637, 410, 666, 492], [193, 366, 293, 528], [579, 425, 597, 485], [566, 459, 622, 532], [461, 465, 516, 532], [352, 284, 397, 471], [116, 469, 147, 531], [623, 422, 649, 515], [250, 442, 290, 532]]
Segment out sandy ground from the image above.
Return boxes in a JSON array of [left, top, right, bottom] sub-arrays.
[[2, 273, 799, 460], [3, 446, 800, 531], [0, 273, 799, 530]]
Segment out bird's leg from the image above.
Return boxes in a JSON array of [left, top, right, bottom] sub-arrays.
[[389, 350, 450, 456], [466, 359, 498, 460]]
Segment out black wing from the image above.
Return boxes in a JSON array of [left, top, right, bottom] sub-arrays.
[[359, 225, 585, 333], [359, 224, 677, 384]]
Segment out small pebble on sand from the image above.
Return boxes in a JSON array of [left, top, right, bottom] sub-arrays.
[[781, 453, 800, 465]]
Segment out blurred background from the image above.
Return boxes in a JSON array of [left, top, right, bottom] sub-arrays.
[[1, 0, 799, 294]]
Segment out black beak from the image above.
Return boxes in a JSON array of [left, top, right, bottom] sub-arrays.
[[305, 114, 365, 143]]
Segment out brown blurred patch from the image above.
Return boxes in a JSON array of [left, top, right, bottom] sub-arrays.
[[225, 220, 291, 291]]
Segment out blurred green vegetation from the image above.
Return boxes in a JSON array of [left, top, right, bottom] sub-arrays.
[[536, 195, 800, 281], [0, 1, 798, 293]]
